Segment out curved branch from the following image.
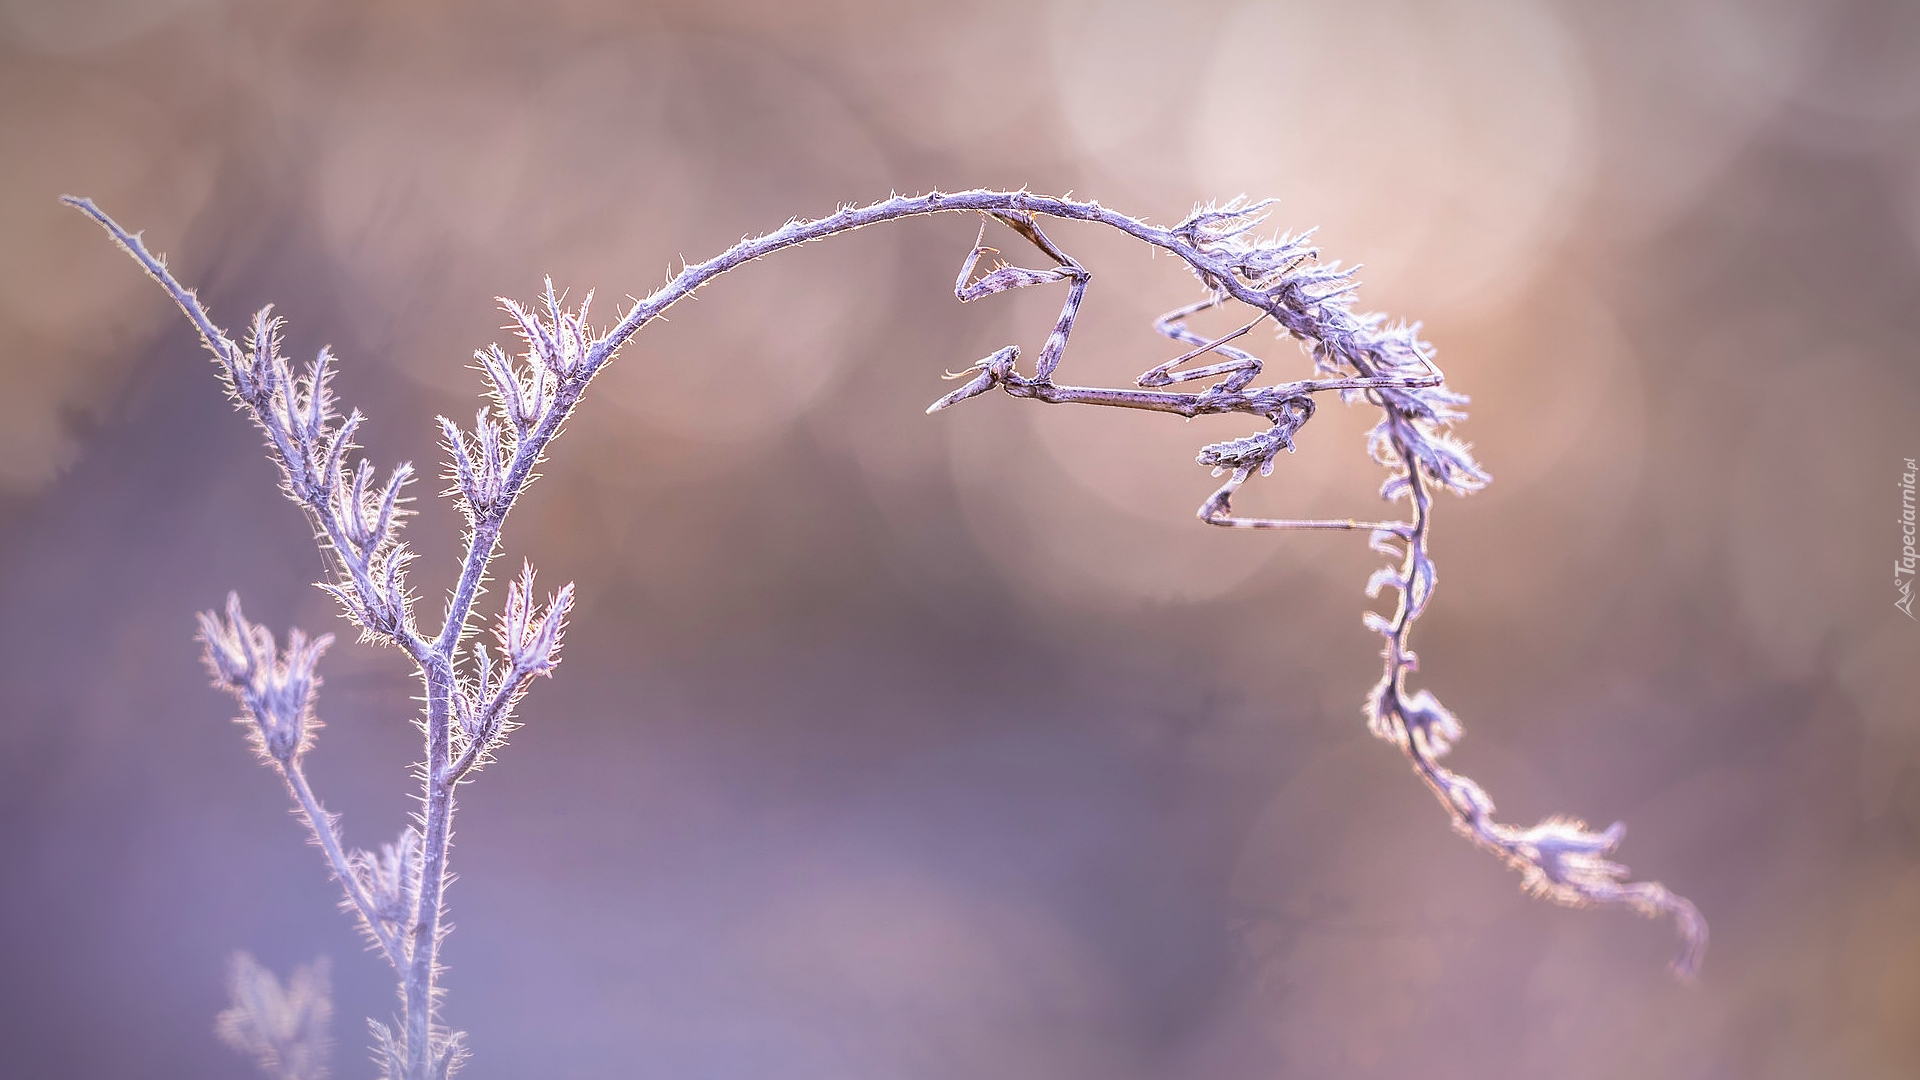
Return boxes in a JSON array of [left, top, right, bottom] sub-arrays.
[[432, 190, 1454, 659]]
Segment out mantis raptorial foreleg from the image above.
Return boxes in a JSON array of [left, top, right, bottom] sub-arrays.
[[953, 213, 1089, 382]]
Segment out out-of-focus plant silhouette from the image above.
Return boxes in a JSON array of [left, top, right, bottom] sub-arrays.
[[215, 952, 333, 1080], [65, 187, 1703, 1079]]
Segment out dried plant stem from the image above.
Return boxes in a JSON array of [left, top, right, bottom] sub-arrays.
[[70, 185, 1701, 1078], [283, 761, 404, 968], [1377, 442, 1708, 977]]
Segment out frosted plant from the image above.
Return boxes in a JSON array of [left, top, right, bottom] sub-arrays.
[[66, 189, 1704, 1077]]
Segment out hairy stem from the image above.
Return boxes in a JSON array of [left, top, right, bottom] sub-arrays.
[[283, 762, 402, 969], [407, 665, 456, 1077], [588, 190, 1442, 390]]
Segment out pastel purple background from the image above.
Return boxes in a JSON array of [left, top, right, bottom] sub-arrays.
[[2, 2, 1917, 1077]]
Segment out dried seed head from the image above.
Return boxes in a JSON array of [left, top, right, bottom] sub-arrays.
[[196, 594, 333, 765]]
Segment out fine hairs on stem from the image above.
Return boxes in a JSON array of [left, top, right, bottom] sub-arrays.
[[66, 188, 1705, 1078]]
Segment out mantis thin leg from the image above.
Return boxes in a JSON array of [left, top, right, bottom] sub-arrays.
[[1140, 292, 1271, 392], [1198, 468, 1413, 535], [1187, 397, 1414, 534]]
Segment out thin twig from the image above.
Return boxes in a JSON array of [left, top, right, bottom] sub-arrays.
[[283, 762, 404, 969]]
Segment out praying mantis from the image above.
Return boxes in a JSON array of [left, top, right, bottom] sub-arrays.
[[938, 208, 1439, 537]]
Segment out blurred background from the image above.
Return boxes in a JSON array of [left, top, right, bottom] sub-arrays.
[[3, 0, 1918, 1077]]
